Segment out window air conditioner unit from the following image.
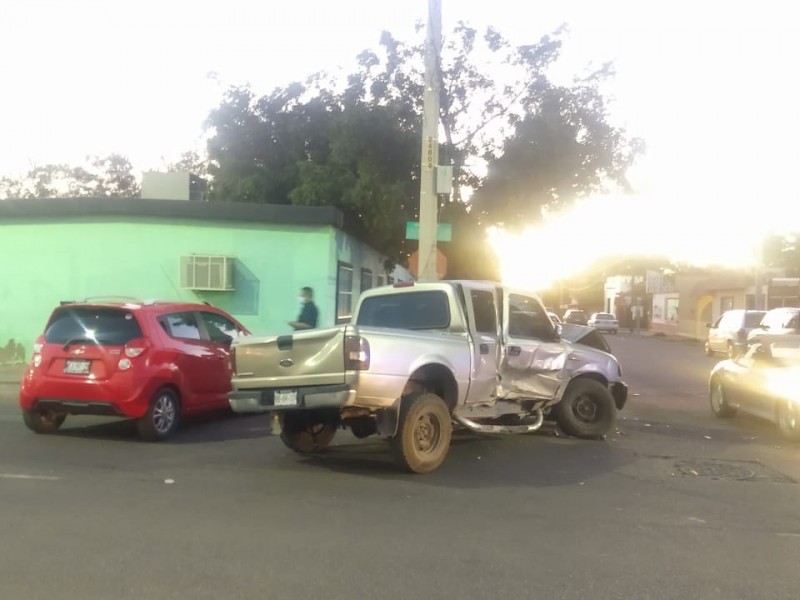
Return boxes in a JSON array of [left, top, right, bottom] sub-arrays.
[[180, 255, 235, 291]]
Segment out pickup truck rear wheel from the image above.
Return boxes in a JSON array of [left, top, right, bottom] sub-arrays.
[[553, 379, 616, 439], [391, 393, 452, 474], [280, 412, 337, 454]]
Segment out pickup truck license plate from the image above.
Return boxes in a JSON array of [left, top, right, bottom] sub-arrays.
[[274, 390, 298, 406], [64, 360, 91, 375]]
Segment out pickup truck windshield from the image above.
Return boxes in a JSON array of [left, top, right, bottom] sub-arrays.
[[356, 291, 450, 330]]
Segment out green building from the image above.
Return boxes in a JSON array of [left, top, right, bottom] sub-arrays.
[[0, 197, 410, 362]]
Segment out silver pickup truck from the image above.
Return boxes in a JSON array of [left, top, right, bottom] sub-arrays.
[[229, 281, 627, 473]]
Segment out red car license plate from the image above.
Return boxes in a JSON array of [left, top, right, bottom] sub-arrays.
[[64, 360, 91, 375]]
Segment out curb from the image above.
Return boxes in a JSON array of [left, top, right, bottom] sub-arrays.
[[620, 332, 703, 344], [646, 334, 702, 345]]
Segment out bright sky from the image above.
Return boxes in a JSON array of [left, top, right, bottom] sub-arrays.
[[2, 0, 799, 287]]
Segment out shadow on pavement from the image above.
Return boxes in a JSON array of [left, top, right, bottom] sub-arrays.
[[293, 427, 636, 489], [619, 412, 799, 448], [53, 411, 271, 444]]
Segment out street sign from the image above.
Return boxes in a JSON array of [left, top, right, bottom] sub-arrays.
[[405, 221, 452, 242]]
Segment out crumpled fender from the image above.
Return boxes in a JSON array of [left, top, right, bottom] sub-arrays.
[[559, 323, 613, 355]]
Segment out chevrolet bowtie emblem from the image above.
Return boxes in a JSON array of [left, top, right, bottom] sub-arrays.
[[71, 348, 85, 355]]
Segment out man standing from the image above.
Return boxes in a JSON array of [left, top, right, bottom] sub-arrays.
[[289, 287, 318, 330]]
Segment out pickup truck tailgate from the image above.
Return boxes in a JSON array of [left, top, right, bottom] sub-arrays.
[[232, 326, 348, 389]]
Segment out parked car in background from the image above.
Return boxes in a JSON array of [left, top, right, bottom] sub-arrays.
[[562, 309, 588, 326], [747, 307, 800, 346], [588, 312, 619, 334], [705, 309, 767, 359], [19, 299, 249, 441], [709, 340, 800, 441]]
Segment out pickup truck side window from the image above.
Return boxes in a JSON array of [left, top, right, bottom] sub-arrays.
[[356, 291, 451, 330], [508, 294, 554, 340], [471, 290, 497, 334]]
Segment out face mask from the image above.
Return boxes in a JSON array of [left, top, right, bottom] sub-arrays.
[[298, 297, 307, 304]]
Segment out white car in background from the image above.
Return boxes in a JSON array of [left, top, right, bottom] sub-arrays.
[[588, 312, 619, 334]]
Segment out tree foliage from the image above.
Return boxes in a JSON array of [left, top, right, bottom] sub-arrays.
[[203, 23, 641, 270], [0, 154, 139, 199], [763, 233, 800, 276], [164, 150, 211, 181], [472, 78, 644, 225]]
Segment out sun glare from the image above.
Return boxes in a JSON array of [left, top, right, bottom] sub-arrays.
[[487, 193, 795, 292]]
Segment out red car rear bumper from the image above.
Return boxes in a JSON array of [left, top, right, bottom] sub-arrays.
[[19, 366, 156, 419]]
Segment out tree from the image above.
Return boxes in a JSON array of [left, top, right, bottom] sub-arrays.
[[203, 23, 642, 269], [763, 233, 800, 276], [164, 150, 212, 181], [472, 79, 644, 226], [206, 83, 419, 259], [0, 154, 140, 199]]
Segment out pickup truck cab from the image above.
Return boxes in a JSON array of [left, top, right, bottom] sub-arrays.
[[229, 281, 627, 473]]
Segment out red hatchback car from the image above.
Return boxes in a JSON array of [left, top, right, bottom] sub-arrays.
[[20, 300, 249, 440]]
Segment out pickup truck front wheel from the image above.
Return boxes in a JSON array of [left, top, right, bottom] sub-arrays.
[[391, 393, 452, 474], [553, 379, 616, 439], [280, 411, 337, 454]]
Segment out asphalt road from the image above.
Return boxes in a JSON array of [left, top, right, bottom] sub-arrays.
[[2, 335, 800, 600]]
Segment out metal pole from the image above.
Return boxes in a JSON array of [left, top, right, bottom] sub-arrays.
[[754, 237, 763, 310], [417, 0, 441, 281], [754, 269, 760, 310]]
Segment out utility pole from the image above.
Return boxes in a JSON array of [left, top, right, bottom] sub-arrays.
[[417, 0, 442, 281], [754, 237, 764, 310]]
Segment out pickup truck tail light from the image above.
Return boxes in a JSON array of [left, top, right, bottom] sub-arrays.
[[230, 347, 237, 374], [345, 335, 370, 370]]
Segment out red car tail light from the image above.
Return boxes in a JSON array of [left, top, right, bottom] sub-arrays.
[[31, 335, 45, 367], [344, 335, 370, 370], [123, 338, 149, 358]]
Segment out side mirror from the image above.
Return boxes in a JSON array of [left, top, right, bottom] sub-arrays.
[[705, 323, 712, 328], [554, 324, 562, 340]]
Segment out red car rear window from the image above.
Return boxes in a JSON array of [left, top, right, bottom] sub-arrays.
[[45, 307, 143, 346]]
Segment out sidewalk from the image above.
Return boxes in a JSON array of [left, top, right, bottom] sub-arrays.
[[0, 363, 24, 385]]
